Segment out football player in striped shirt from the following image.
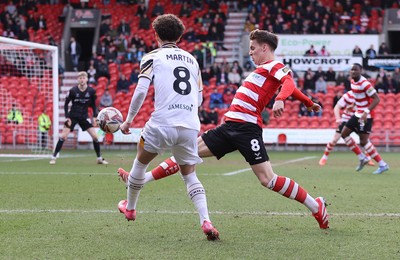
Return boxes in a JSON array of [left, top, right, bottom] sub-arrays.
[[119, 29, 329, 229], [319, 90, 375, 167], [341, 63, 389, 174], [117, 14, 219, 241]]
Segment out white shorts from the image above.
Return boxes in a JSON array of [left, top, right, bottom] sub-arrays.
[[141, 124, 202, 166]]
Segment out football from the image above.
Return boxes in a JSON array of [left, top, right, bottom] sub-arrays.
[[96, 107, 123, 133]]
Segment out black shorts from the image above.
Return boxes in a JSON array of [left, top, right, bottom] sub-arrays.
[[201, 121, 269, 165], [345, 115, 373, 134], [336, 121, 347, 133], [65, 117, 93, 131]]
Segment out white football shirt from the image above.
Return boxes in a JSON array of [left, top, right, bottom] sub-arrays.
[[139, 43, 202, 130]]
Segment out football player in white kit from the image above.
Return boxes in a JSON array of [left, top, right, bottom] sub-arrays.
[[117, 14, 219, 241]]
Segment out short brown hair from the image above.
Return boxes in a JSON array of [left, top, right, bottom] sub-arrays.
[[249, 29, 278, 51], [152, 14, 185, 42]]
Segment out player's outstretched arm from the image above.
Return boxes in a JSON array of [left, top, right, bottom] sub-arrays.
[[121, 77, 150, 134]]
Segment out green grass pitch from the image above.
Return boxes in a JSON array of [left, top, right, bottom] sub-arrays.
[[0, 150, 399, 259]]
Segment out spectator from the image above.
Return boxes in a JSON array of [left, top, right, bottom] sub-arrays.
[[99, 18, 111, 37], [3, 27, 15, 38], [304, 45, 318, 56], [360, 11, 369, 27], [99, 89, 113, 109], [18, 25, 29, 41], [208, 107, 219, 125], [68, 36, 81, 71], [125, 44, 137, 63], [201, 66, 211, 85], [375, 77, 387, 93], [179, 2, 192, 17], [139, 13, 151, 30], [375, 68, 389, 93], [151, 1, 164, 17], [198, 106, 210, 124], [47, 34, 57, 46], [116, 73, 130, 93], [349, 20, 360, 34], [87, 65, 97, 84], [130, 34, 141, 47], [319, 45, 330, 56], [209, 88, 224, 109], [336, 71, 348, 86], [325, 67, 336, 84], [392, 67, 400, 93], [7, 103, 23, 124], [182, 27, 197, 43], [313, 66, 326, 82], [38, 107, 51, 148], [228, 68, 241, 86], [129, 67, 139, 84], [222, 88, 235, 107], [136, 3, 146, 17], [378, 42, 390, 55], [231, 60, 243, 78], [365, 44, 377, 58], [315, 76, 327, 94], [352, 45, 363, 57], [97, 58, 110, 80], [303, 68, 315, 92], [37, 14, 47, 30], [26, 13, 38, 31], [117, 18, 131, 36], [332, 90, 343, 108]]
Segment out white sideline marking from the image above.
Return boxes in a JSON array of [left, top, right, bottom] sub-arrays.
[[0, 209, 399, 218], [223, 156, 316, 176]]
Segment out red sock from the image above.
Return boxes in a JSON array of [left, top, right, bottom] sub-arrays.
[[364, 142, 382, 163], [344, 136, 362, 155], [268, 175, 307, 203], [151, 157, 180, 180]]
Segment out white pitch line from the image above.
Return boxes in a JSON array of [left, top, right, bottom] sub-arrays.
[[0, 156, 317, 176], [223, 156, 316, 176], [0, 209, 400, 217]]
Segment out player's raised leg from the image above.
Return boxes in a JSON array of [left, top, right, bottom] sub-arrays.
[[118, 156, 180, 184], [253, 162, 329, 229]]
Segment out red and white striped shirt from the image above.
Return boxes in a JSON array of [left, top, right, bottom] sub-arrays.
[[224, 60, 292, 127], [337, 91, 355, 122], [351, 75, 376, 118]]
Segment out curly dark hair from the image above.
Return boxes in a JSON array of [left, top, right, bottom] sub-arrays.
[[152, 14, 185, 43], [249, 29, 278, 51]]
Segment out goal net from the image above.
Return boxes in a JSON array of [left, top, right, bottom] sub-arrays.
[[0, 37, 59, 157]]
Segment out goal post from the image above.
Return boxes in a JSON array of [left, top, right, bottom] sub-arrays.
[[0, 36, 59, 157]]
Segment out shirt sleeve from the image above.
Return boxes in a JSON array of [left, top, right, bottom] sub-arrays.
[[291, 88, 314, 107], [126, 77, 151, 123], [64, 89, 73, 118], [275, 75, 295, 101]]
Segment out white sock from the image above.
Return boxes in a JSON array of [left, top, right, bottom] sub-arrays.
[[144, 171, 155, 183], [378, 160, 387, 167], [181, 172, 210, 225], [126, 159, 148, 210], [304, 195, 319, 214]]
